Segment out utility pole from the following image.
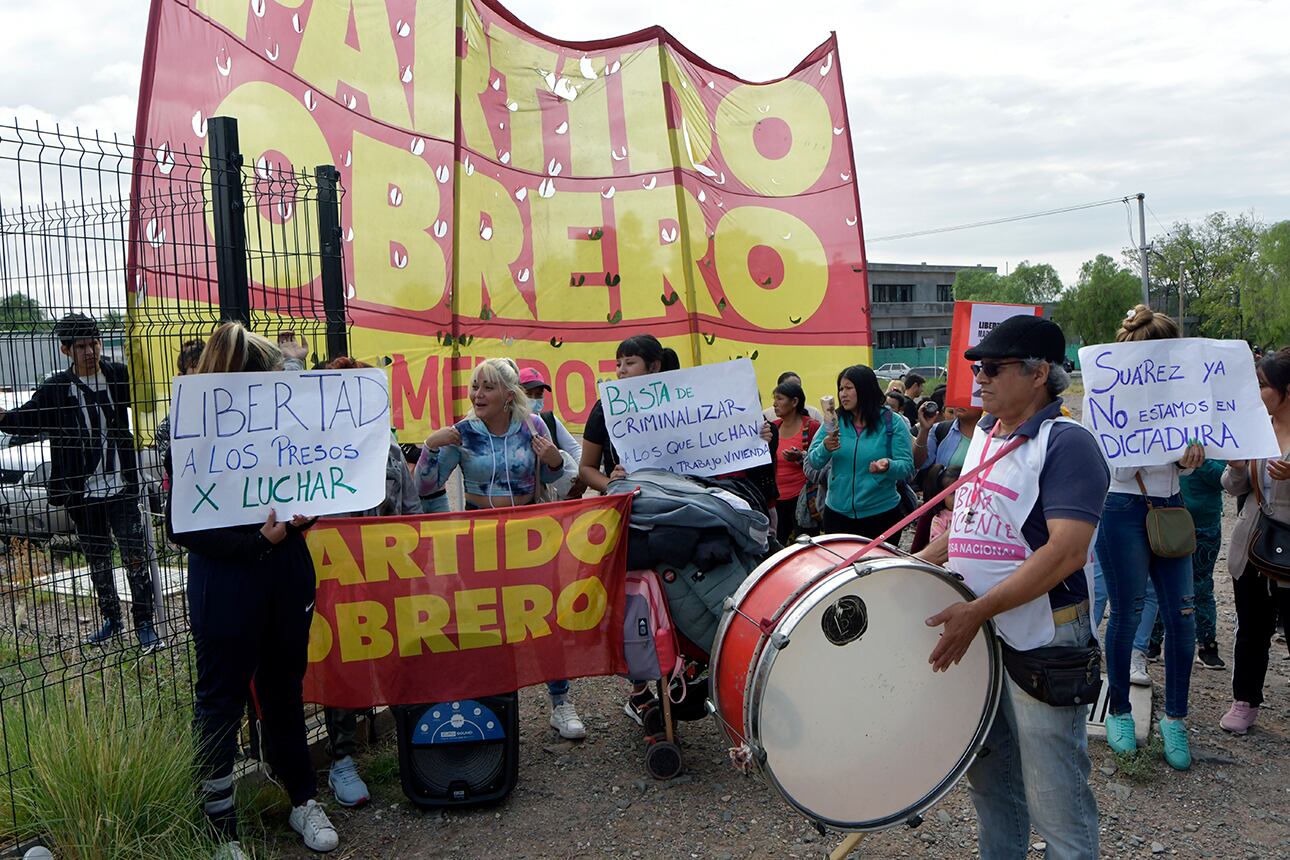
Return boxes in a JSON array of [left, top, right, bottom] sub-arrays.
[[1178, 263, 1185, 336], [1137, 193, 1150, 306]]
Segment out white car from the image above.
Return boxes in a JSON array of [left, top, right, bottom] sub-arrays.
[[0, 435, 72, 540], [0, 389, 163, 541], [874, 362, 911, 381]]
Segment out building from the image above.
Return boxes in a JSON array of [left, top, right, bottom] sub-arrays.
[[866, 261, 997, 351]]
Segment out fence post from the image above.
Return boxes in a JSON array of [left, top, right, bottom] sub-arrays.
[[314, 164, 347, 361], [207, 116, 250, 325]]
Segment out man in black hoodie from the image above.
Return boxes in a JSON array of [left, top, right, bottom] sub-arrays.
[[0, 313, 158, 650]]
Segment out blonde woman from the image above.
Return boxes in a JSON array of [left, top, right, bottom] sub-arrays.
[[166, 322, 338, 857], [416, 358, 586, 738]]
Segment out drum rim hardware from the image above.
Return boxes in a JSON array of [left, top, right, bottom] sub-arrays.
[[709, 539, 1006, 834]]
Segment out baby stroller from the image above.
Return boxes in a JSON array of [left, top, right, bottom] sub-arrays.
[[623, 569, 713, 780]]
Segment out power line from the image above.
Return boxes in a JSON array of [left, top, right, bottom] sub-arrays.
[[866, 195, 1134, 243]]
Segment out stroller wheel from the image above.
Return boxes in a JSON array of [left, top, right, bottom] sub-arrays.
[[645, 740, 683, 780], [641, 704, 666, 736]]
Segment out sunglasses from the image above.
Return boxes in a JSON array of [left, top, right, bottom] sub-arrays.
[[970, 359, 1024, 378]]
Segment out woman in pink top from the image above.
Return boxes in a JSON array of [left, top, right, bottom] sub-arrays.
[[771, 379, 821, 543]]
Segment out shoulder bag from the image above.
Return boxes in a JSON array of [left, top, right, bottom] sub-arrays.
[[1135, 472, 1196, 558], [1247, 459, 1290, 584]]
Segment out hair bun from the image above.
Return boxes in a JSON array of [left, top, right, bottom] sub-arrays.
[[1121, 304, 1154, 332]]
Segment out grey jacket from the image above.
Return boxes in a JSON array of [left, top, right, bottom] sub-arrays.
[[1222, 450, 1290, 579], [607, 469, 770, 555]]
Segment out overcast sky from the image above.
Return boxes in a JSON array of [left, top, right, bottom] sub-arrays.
[[2, 0, 1287, 286]]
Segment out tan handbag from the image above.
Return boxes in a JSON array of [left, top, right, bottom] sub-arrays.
[[1135, 473, 1196, 558]]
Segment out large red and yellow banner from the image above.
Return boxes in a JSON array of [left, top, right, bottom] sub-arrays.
[[131, 0, 871, 436], [302, 494, 632, 707]]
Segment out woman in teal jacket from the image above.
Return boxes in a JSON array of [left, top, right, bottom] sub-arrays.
[[808, 364, 915, 541]]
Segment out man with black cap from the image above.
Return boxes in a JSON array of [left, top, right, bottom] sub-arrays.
[[917, 315, 1106, 860], [0, 313, 159, 651]]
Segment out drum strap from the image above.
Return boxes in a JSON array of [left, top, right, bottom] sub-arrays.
[[832, 434, 1029, 572]]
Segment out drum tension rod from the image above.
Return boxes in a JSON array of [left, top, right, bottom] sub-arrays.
[[720, 597, 789, 648]]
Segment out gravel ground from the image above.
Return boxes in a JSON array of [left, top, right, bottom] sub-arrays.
[[266, 563, 1290, 860], [262, 391, 1290, 860]]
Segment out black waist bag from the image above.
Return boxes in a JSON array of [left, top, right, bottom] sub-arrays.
[[1001, 641, 1103, 707]]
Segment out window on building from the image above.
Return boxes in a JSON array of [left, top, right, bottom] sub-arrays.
[[877, 329, 918, 349], [936, 284, 954, 302], [872, 283, 914, 303]]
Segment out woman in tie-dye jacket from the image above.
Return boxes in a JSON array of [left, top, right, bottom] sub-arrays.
[[415, 357, 586, 739]]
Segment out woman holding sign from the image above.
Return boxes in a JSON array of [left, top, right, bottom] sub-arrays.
[[1097, 306, 1203, 771], [1218, 347, 1290, 735], [166, 323, 339, 856], [806, 365, 914, 541], [416, 358, 587, 740], [579, 334, 681, 492]]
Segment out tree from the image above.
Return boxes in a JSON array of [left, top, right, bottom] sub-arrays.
[[1053, 255, 1143, 346], [952, 260, 1063, 304], [1241, 220, 1290, 348], [99, 310, 126, 334], [1139, 211, 1262, 339], [0, 292, 45, 329]]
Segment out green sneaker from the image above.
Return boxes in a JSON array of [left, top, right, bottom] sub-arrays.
[[1105, 712, 1137, 754], [1158, 717, 1191, 770]]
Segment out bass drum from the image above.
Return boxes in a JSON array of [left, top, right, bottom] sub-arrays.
[[708, 534, 1002, 831]]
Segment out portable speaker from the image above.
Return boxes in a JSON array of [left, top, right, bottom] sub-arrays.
[[393, 693, 520, 807]]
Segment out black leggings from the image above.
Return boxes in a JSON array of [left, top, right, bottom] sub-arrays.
[[1231, 568, 1290, 707], [823, 503, 906, 546], [775, 498, 799, 544], [190, 540, 317, 840]]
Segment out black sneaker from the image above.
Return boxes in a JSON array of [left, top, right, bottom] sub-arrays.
[[622, 685, 658, 727], [1146, 641, 1162, 662], [1195, 642, 1225, 670]]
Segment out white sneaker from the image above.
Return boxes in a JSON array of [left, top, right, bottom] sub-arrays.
[[213, 842, 249, 860], [1129, 650, 1152, 686], [550, 701, 587, 740], [289, 799, 339, 852]]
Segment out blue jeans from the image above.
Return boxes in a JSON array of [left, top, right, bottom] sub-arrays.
[[421, 492, 450, 514], [1091, 545, 1107, 627], [967, 609, 1099, 860], [1096, 492, 1195, 719], [1133, 580, 1158, 653]]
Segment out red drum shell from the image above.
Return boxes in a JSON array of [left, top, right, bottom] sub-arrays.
[[711, 536, 896, 740]]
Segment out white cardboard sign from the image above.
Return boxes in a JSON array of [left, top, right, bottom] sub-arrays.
[[598, 358, 770, 477], [168, 369, 391, 532], [1077, 338, 1279, 467]]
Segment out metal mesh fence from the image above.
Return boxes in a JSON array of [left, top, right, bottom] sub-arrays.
[[0, 118, 345, 843]]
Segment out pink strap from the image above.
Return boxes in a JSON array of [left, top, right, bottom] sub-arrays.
[[830, 434, 1029, 571]]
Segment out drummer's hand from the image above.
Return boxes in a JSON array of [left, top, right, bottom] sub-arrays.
[[823, 428, 841, 452], [1269, 459, 1290, 482], [1176, 441, 1205, 470], [925, 601, 986, 672], [869, 458, 890, 474]]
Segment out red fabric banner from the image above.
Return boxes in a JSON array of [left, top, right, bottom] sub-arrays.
[[945, 302, 1044, 408], [301, 494, 632, 707]]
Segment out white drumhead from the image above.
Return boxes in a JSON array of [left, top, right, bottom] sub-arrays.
[[751, 558, 1000, 830]]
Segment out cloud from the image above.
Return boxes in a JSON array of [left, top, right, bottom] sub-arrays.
[[0, 0, 1286, 286]]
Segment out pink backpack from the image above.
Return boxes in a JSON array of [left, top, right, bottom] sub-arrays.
[[622, 570, 684, 687]]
